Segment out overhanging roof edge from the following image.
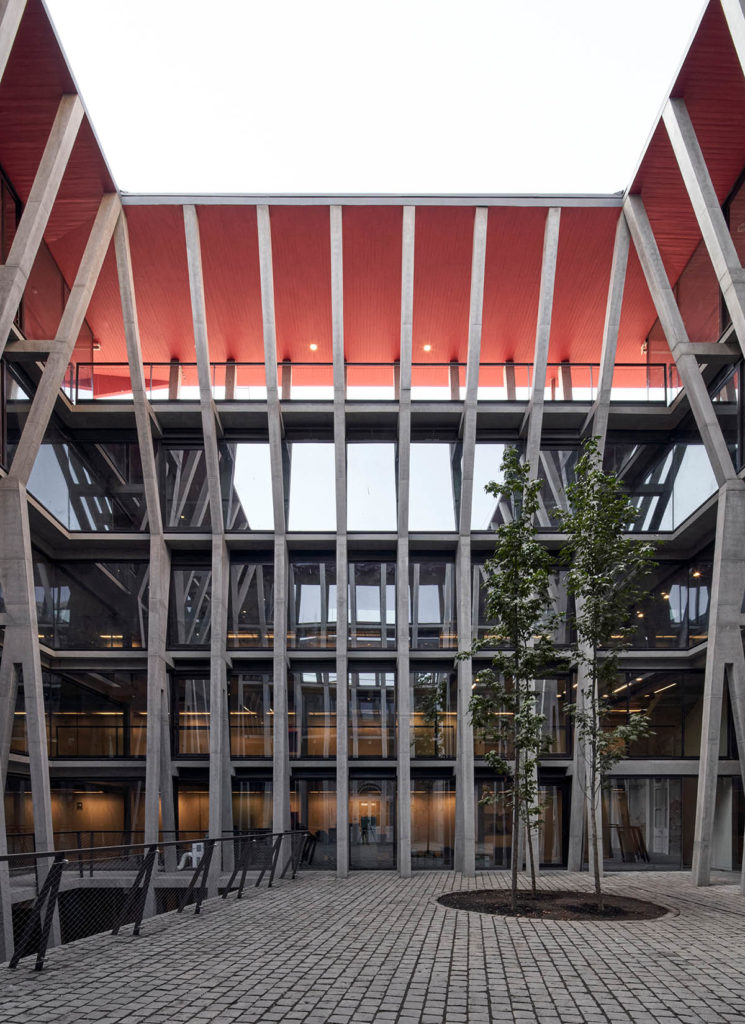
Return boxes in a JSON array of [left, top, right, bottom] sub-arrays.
[[120, 192, 624, 208]]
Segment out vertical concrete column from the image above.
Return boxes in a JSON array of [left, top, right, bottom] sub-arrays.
[[114, 211, 177, 866], [330, 206, 350, 877], [0, 94, 84, 359], [692, 480, 745, 884], [183, 206, 234, 877], [523, 208, 561, 476], [569, 214, 629, 871], [257, 206, 291, 837], [396, 206, 415, 877], [453, 208, 487, 876]]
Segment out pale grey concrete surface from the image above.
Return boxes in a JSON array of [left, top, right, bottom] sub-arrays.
[[1, 870, 744, 1023]]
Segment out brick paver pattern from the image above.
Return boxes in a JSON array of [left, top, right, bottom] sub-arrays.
[[1, 870, 744, 1023]]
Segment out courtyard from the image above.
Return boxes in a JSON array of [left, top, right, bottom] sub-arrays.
[[0, 870, 743, 1024]]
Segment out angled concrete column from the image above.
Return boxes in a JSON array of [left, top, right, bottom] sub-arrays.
[[692, 479, 745, 884], [582, 214, 630, 452], [183, 206, 233, 877], [523, 208, 561, 475], [0, 1, 25, 85], [0, 94, 83, 359], [624, 196, 736, 486], [663, 98, 745, 358], [453, 207, 487, 877], [114, 211, 176, 867], [330, 206, 349, 877], [11, 194, 121, 483], [257, 205, 291, 838], [396, 206, 415, 878], [722, 0, 745, 84]]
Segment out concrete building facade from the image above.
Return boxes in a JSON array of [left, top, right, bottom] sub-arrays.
[[0, 0, 744, 924]]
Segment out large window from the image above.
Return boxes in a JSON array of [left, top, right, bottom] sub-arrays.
[[220, 442, 274, 531], [631, 560, 712, 650], [287, 442, 336, 531], [471, 443, 515, 530], [410, 671, 457, 758], [34, 556, 148, 650], [348, 561, 396, 649], [161, 447, 211, 531], [291, 779, 336, 868], [409, 561, 456, 649], [347, 443, 397, 530], [475, 780, 564, 869], [227, 561, 274, 648], [28, 437, 146, 532], [289, 670, 337, 759], [411, 777, 454, 870], [288, 561, 337, 648], [230, 671, 273, 758], [44, 670, 146, 759], [168, 566, 212, 648], [349, 671, 395, 758], [174, 677, 210, 756], [409, 443, 458, 530]]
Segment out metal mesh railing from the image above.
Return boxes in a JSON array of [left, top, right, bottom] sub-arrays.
[[2, 829, 314, 971]]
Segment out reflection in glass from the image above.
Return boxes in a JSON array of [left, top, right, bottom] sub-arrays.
[[409, 443, 458, 530], [349, 778, 396, 869], [289, 670, 337, 758], [34, 556, 149, 650], [347, 443, 397, 530], [291, 779, 337, 868], [632, 561, 711, 649], [288, 442, 336, 531], [230, 672, 273, 757], [348, 562, 395, 649], [602, 777, 687, 869], [44, 670, 147, 758], [288, 561, 337, 648], [411, 778, 454, 869], [409, 561, 456, 649], [472, 566, 573, 647], [475, 781, 563, 868], [410, 671, 456, 758], [535, 449, 578, 527], [168, 567, 212, 647], [28, 440, 146, 532], [227, 562, 274, 648], [349, 671, 395, 758], [471, 443, 514, 530], [161, 447, 211, 531], [602, 671, 711, 758], [175, 678, 210, 756], [220, 442, 274, 531], [232, 778, 273, 831], [10, 684, 26, 755]]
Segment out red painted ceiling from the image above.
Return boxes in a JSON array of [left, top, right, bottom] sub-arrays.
[[4, 0, 745, 386]]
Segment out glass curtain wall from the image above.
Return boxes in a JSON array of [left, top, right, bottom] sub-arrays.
[[410, 777, 455, 869], [349, 778, 396, 869], [227, 561, 274, 648], [631, 561, 712, 649], [161, 447, 211, 531], [410, 671, 457, 758], [175, 677, 210, 756], [288, 561, 337, 648], [475, 780, 564, 869], [348, 671, 395, 758], [229, 671, 273, 758], [409, 561, 457, 649], [168, 566, 212, 647], [347, 443, 397, 530], [291, 778, 337, 868], [232, 778, 273, 831], [289, 670, 337, 758], [348, 561, 395, 649], [219, 442, 274, 530], [44, 670, 147, 758]]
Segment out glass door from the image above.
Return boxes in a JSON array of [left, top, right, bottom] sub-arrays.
[[349, 779, 396, 869]]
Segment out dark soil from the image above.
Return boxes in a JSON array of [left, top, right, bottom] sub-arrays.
[[438, 889, 670, 921]]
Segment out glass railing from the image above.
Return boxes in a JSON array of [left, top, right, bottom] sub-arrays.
[[60, 360, 684, 404]]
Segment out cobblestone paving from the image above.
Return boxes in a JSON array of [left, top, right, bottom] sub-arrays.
[[1, 870, 744, 1023]]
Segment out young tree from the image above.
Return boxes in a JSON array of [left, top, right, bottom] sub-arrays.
[[556, 437, 655, 909], [463, 447, 559, 906]]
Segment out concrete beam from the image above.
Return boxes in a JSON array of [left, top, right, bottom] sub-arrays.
[[0, 1, 25, 87], [10, 194, 121, 484], [523, 208, 561, 475], [624, 196, 736, 486], [721, 0, 745, 84], [0, 95, 84, 360], [663, 97, 745, 358]]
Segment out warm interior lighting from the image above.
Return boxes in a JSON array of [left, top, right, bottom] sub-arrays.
[[654, 683, 677, 694], [692, 570, 702, 578]]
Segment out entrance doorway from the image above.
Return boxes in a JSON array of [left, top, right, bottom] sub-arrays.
[[349, 779, 396, 869]]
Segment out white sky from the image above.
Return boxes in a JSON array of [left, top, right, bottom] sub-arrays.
[[45, 0, 707, 195]]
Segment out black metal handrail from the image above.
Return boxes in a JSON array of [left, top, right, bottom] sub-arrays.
[[2, 829, 311, 972]]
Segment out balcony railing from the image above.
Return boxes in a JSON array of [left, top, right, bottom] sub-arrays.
[[59, 360, 684, 405]]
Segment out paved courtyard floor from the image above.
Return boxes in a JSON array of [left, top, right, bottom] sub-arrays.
[[0, 870, 744, 1023]]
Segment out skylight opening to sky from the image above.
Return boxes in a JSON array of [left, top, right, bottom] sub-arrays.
[[45, 0, 707, 195]]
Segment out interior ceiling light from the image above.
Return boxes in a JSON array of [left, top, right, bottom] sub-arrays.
[[692, 570, 702, 578], [423, 344, 432, 352], [309, 343, 318, 351]]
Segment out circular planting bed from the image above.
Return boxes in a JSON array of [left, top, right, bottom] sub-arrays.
[[438, 889, 671, 922]]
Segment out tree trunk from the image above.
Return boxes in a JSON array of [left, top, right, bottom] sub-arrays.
[[527, 806, 537, 896], [511, 752, 520, 913]]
